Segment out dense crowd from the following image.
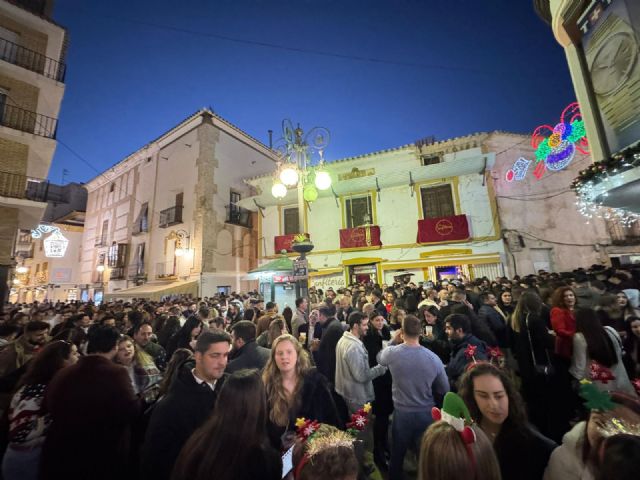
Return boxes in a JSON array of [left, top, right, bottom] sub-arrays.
[[1, 263, 640, 480]]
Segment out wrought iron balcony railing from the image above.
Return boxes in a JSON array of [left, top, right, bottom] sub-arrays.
[[225, 204, 252, 228], [0, 36, 66, 82], [0, 104, 58, 139], [159, 205, 183, 228], [0, 170, 49, 201]]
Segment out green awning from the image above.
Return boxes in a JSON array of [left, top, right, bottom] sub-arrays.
[[249, 255, 294, 274]]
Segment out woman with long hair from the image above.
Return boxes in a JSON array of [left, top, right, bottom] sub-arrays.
[[458, 363, 557, 480], [362, 311, 393, 469], [165, 316, 202, 357], [257, 317, 286, 349], [508, 290, 557, 437], [550, 286, 577, 360], [418, 304, 450, 363], [614, 290, 639, 320], [171, 369, 281, 480], [497, 290, 515, 318], [623, 316, 640, 378], [2, 341, 79, 480], [596, 294, 626, 338], [262, 334, 340, 449], [570, 308, 636, 396], [156, 315, 180, 349], [156, 348, 193, 399], [419, 421, 501, 480], [114, 335, 163, 403]]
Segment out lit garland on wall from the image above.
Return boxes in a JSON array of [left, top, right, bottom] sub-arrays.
[[570, 144, 640, 225], [531, 102, 589, 177], [505, 103, 588, 183]]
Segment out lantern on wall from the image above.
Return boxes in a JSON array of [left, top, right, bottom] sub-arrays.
[[43, 229, 69, 258]]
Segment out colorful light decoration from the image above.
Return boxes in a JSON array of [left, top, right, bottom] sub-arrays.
[[531, 102, 589, 178], [505, 158, 532, 182]]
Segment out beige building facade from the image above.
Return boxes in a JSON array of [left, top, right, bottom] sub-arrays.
[[82, 109, 277, 301], [0, 0, 66, 301]]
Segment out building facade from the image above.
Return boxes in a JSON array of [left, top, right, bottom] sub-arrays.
[[0, 0, 66, 302], [11, 182, 86, 303], [81, 109, 277, 302], [240, 133, 507, 298]]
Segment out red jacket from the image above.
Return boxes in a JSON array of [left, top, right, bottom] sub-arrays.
[[550, 307, 576, 359]]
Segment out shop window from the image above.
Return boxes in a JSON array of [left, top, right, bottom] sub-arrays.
[[283, 207, 299, 235], [344, 194, 373, 228], [420, 184, 455, 219]]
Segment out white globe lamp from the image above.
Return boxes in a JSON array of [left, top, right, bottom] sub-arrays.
[[271, 182, 287, 199], [314, 170, 332, 190], [279, 166, 299, 186], [16, 266, 28, 274]]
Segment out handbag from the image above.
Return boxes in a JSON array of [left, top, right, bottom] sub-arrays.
[[525, 313, 555, 377]]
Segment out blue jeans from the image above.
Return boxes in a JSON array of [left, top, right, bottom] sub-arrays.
[[2, 445, 42, 480], [389, 409, 433, 480]]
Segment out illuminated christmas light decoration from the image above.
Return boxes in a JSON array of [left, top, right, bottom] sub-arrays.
[[531, 102, 589, 179], [31, 224, 59, 239], [43, 229, 69, 258], [505, 157, 531, 182]]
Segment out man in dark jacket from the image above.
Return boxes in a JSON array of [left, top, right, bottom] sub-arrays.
[[226, 321, 270, 373], [141, 331, 231, 480], [40, 326, 139, 480], [444, 313, 487, 389], [478, 292, 507, 347], [311, 305, 343, 385], [371, 289, 388, 320]]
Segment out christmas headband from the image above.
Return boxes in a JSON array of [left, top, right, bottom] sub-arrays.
[[579, 380, 640, 438], [432, 392, 477, 471], [293, 403, 371, 478]]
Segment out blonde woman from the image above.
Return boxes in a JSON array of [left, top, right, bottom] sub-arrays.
[[262, 334, 340, 449], [115, 335, 162, 403]]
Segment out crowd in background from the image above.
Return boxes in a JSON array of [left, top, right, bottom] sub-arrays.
[[0, 263, 639, 479]]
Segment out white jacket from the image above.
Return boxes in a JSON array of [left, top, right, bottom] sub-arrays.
[[544, 422, 594, 480]]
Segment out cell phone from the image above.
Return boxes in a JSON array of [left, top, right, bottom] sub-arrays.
[[424, 325, 433, 336], [281, 445, 294, 478]]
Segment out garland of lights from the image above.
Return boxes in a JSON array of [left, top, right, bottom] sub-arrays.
[[570, 144, 640, 225]]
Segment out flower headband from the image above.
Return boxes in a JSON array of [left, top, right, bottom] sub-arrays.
[[293, 403, 371, 478]]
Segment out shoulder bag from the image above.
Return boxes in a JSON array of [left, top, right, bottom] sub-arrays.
[[525, 313, 555, 377]]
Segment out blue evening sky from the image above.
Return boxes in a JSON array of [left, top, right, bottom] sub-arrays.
[[49, 0, 574, 184]]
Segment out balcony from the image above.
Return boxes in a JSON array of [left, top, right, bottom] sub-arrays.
[[94, 236, 108, 247], [0, 36, 66, 82], [339, 226, 382, 250], [15, 245, 34, 259], [225, 204, 252, 228], [159, 205, 183, 228], [109, 266, 126, 280], [127, 264, 146, 281], [0, 170, 49, 201], [156, 261, 176, 280], [607, 220, 640, 246], [0, 104, 57, 139]]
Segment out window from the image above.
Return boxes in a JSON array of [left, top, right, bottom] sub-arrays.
[[100, 219, 109, 245], [134, 203, 148, 234], [109, 183, 115, 193], [344, 194, 373, 228], [107, 243, 128, 267], [421, 155, 441, 166], [42, 261, 48, 272], [420, 184, 455, 219], [229, 190, 241, 216], [283, 207, 300, 235], [175, 192, 183, 207], [134, 243, 145, 275]]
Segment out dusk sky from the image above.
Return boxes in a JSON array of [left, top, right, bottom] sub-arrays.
[[50, 0, 575, 184]]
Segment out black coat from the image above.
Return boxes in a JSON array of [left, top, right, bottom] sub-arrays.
[[313, 317, 344, 386], [478, 305, 508, 348], [494, 423, 557, 480], [419, 317, 451, 364], [267, 368, 341, 448], [226, 341, 270, 373], [509, 311, 555, 381], [298, 322, 322, 349], [362, 327, 393, 416], [140, 361, 227, 480]]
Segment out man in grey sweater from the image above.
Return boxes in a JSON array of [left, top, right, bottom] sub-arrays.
[[335, 311, 387, 414], [378, 314, 449, 480]]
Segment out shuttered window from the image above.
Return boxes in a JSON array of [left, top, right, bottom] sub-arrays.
[[421, 184, 455, 219], [345, 195, 373, 228], [283, 207, 299, 235]]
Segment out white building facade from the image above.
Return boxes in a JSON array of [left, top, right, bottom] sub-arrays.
[[81, 109, 277, 301], [240, 133, 507, 291]]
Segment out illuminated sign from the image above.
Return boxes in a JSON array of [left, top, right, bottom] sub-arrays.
[[43, 229, 69, 258]]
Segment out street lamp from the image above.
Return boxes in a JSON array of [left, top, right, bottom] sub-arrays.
[[96, 265, 105, 273], [271, 120, 332, 229]]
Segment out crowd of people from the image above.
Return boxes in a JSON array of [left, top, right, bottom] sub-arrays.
[[0, 263, 640, 480]]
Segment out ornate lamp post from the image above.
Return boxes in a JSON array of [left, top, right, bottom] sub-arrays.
[[270, 120, 332, 231]]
